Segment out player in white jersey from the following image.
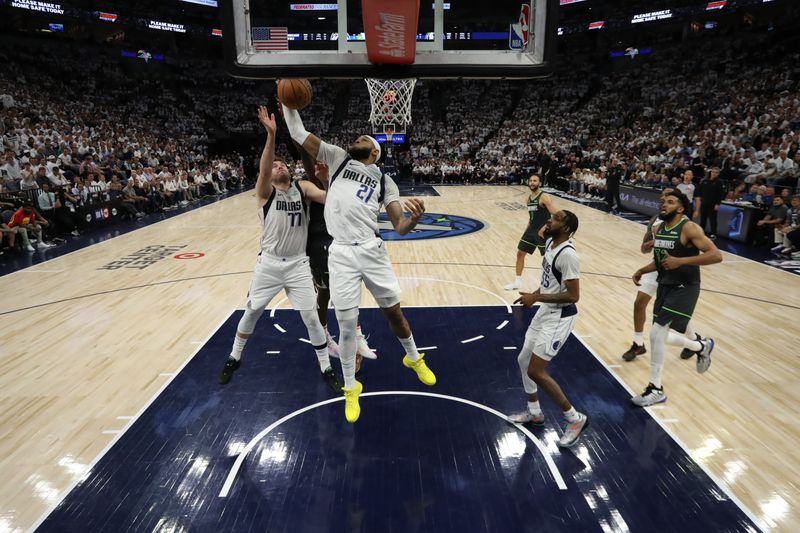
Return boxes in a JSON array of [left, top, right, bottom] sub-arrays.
[[219, 106, 342, 392], [506, 210, 590, 448], [282, 103, 436, 423], [620, 188, 698, 362]]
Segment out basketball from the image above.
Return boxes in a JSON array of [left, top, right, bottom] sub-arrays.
[[277, 79, 313, 110]]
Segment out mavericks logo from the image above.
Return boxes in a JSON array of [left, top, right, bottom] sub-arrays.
[[377, 212, 484, 241]]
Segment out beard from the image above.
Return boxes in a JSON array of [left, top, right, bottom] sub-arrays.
[[658, 209, 678, 221], [348, 146, 373, 161], [529, 183, 539, 192], [543, 226, 557, 238]]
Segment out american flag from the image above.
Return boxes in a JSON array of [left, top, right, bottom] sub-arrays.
[[251, 27, 288, 50]]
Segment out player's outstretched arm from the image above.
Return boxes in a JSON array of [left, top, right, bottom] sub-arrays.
[[298, 180, 326, 205], [255, 105, 276, 204], [386, 198, 425, 235], [293, 139, 318, 185], [281, 104, 322, 161]]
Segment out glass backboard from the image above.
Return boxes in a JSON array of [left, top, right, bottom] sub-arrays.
[[221, 0, 557, 79]]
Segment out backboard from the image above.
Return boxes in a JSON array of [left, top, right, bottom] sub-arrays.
[[221, 0, 558, 79]]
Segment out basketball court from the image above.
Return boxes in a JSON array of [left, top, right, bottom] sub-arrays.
[[2, 1, 799, 532]]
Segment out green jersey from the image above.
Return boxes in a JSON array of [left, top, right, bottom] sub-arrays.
[[653, 216, 700, 286], [527, 190, 549, 230]]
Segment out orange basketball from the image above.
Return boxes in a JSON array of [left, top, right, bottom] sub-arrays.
[[277, 79, 313, 110]]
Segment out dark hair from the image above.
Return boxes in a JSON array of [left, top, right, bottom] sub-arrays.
[[562, 210, 579, 236], [664, 190, 691, 214], [274, 157, 286, 165]]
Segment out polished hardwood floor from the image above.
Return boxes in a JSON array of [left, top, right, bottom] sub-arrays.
[[1, 186, 797, 532]]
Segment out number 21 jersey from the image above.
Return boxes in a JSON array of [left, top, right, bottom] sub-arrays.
[[318, 141, 400, 244]]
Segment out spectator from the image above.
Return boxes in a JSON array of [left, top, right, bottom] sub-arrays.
[[7, 204, 53, 251], [38, 182, 79, 236], [773, 196, 800, 255], [697, 168, 725, 239], [756, 196, 789, 246]]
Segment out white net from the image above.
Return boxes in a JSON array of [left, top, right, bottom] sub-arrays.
[[365, 78, 417, 136]]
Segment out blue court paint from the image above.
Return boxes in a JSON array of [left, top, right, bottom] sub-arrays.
[[378, 213, 485, 241], [36, 307, 759, 532]]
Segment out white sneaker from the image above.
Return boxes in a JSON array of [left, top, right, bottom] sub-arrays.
[[37, 242, 50, 249], [26, 244, 35, 252], [326, 333, 341, 359], [503, 281, 521, 291], [507, 410, 545, 426], [558, 413, 589, 448], [770, 244, 785, 252], [356, 330, 377, 360], [630, 383, 667, 407], [696, 337, 714, 374]]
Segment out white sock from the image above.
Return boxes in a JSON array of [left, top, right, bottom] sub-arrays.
[[563, 406, 580, 423], [356, 324, 364, 337], [515, 276, 523, 285], [684, 323, 694, 341], [399, 335, 420, 361], [527, 400, 542, 415], [633, 332, 644, 346], [230, 335, 247, 361]]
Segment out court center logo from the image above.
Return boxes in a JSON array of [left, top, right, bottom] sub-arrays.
[[377, 212, 484, 241]]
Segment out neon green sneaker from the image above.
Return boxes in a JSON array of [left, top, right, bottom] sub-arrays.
[[402, 353, 436, 386], [343, 380, 363, 423]]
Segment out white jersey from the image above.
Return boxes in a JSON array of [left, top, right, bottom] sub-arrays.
[[258, 181, 308, 257], [539, 238, 580, 308], [317, 141, 400, 243]]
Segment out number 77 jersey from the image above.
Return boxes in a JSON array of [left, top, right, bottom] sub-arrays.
[[319, 141, 401, 244], [258, 181, 309, 257]]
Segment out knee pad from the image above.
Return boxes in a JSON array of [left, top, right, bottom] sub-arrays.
[[298, 308, 319, 326], [237, 306, 264, 335], [517, 349, 533, 373], [334, 307, 359, 341]]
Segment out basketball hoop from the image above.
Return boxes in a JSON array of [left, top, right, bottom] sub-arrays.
[[365, 78, 417, 136]]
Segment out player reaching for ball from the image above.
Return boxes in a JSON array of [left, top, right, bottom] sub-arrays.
[[218, 105, 344, 393], [281, 95, 437, 424]]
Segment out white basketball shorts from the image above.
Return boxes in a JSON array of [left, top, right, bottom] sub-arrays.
[[638, 271, 658, 298], [328, 237, 401, 310], [525, 304, 578, 361], [246, 253, 317, 312]]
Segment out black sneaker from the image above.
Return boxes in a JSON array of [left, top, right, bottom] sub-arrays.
[[680, 334, 701, 359], [219, 357, 241, 384], [622, 342, 646, 362], [321, 367, 343, 393]]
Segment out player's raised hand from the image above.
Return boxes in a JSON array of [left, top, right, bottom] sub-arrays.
[[258, 105, 276, 135], [404, 198, 425, 221]]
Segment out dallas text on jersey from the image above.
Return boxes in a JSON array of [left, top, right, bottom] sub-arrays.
[[343, 168, 378, 189]]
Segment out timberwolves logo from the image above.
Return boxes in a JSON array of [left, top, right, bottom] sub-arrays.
[[378, 213, 484, 241]]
